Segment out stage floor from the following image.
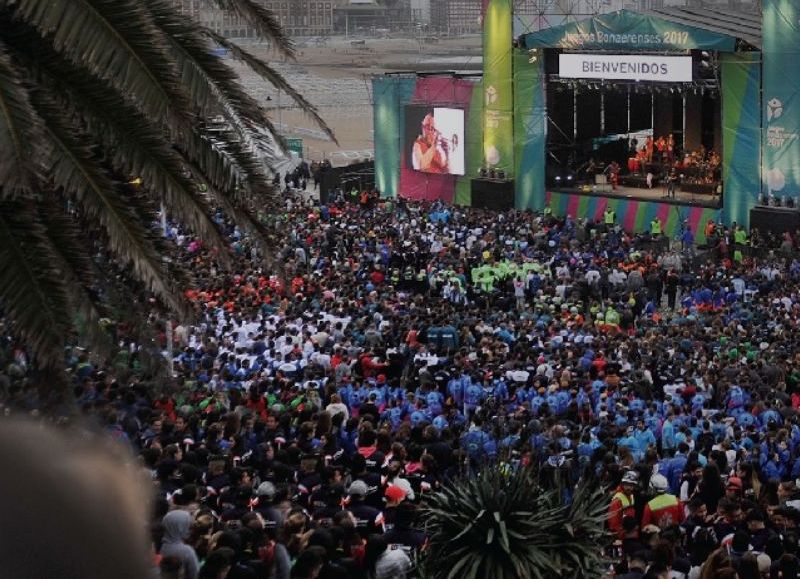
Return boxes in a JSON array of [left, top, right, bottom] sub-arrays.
[[550, 183, 721, 208]]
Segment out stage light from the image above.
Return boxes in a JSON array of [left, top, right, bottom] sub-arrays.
[[555, 175, 562, 182], [701, 51, 711, 58], [566, 175, 574, 181], [528, 48, 539, 64]]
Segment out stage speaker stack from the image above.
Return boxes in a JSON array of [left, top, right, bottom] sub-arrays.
[[471, 178, 515, 211], [750, 206, 800, 236]]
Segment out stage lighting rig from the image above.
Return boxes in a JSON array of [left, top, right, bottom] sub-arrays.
[[528, 48, 540, 64]]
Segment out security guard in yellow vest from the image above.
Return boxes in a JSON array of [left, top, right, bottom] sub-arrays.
[[604, 207, 616, 227], [651, 216, 662, 236], [608, 470, 638, 539], [641, 474, 684, 530]]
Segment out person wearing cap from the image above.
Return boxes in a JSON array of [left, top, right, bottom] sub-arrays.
[[383, 484, 408, 533], [724, 476, 743, 501], [345, 480, 384, 539], [641, 474, 684, 530], [252, 481, 284, 531], [609, 470, 639, 540]]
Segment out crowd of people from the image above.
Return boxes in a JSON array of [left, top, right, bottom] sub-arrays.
[[5, 184, 800, 579]]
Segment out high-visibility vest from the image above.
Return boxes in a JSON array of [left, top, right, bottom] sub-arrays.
[[612, 491, 633, 509], [647, 493, 679, 511], [651, 219, 662, 235], [604, 210, 615, 225]]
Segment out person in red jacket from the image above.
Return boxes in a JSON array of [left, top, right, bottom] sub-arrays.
[[642, 473, 685, 530], [358, 351, 388, 379], [609, 470, 639, 540]]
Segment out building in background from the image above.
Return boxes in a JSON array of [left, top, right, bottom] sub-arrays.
[[262, 0, 338, 36], [431, 0, 483, 34], [173, 0, 762, 38], [172, 0, 255, 37], [410, 0, 432, 25], [173, 0, 341, 37]]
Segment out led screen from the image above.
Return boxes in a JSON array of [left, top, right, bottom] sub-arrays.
[[405, 106, 465, 176]]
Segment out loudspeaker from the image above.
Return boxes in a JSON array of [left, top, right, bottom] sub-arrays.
[[471, 178, 515, 211], [750, 206, 800, 236]]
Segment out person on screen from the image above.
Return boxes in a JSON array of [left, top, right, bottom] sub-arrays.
[[412, 113, 449, 174]]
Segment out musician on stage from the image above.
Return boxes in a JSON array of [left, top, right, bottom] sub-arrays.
[[656, 136, 666, 163], [666, 134, 675, 164], [607, 160, 620, 191], [637, 147, 647, 175], [666, 167, 679, 199], [586, 158, 598, 181]]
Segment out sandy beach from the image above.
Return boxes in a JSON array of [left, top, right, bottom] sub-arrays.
[[230, 35, 482, 164]]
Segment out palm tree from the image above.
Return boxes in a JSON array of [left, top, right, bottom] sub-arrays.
[[417, 465, 610, 579], [0, 0, 332, 376]]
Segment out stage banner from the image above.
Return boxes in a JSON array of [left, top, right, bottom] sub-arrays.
[[524, 10, 736, 52], [455, 80, 485, 206], [721, 52, 761, 227], [373, 76, 416, 197], [763, 0, 800, 203], [514, 50, 546, 210], [483, 0, 514, 175]]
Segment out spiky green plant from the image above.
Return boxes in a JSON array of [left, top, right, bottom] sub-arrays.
[[418, 466, 610, 579], [0, 0, 332, 376]]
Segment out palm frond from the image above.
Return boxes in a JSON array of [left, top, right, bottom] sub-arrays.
[[145, 0, 275, 130], [209, 0, 295, 57], [0, 41, 46, 198], [32, 94, 188, 318], [202, 30, 337, 144], [0, 200, 74, 368], [37, 197, 114, 358], [6, 0, 190, 129]]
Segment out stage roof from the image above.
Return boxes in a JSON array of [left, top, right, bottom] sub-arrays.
[[523, 9, 761, 53], [645, 7, 761, 51]]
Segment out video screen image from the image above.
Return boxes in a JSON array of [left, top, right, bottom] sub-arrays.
[[405, 106, 465, 176]]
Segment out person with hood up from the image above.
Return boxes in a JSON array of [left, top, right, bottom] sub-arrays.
[[161, 510, 200, 579]]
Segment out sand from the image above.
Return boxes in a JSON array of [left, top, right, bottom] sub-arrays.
[[229, 35, 482, 164]]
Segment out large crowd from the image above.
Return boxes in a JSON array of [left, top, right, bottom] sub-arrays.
[[5, 184, 800, 579]]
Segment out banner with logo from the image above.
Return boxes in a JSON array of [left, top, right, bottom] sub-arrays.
[[372, 76, 416, 197], [483, 0, 514, 175], [524, 10, 736, 52], [514, 49, 546, 210], [763, 0, 800, 201], [721, 52, 761, 227]]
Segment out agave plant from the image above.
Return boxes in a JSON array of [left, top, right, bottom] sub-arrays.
[[418, 466, 610, 579], [0, 0, 331, 375]]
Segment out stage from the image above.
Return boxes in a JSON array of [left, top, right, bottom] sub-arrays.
[[549, 183, 719, 208]]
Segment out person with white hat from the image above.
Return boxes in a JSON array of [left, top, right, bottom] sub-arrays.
[[642, 473, 684, 530], [609, 470, 639, 540]]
